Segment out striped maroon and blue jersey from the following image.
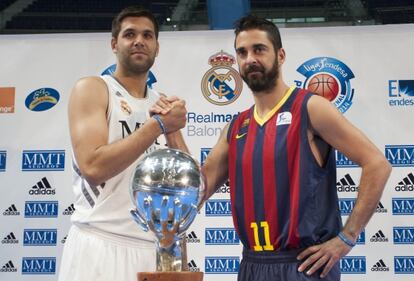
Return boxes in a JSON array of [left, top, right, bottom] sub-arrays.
[[227, 87, 342, 251]]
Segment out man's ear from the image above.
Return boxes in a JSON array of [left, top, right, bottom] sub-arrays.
[[278, 48, 286, 66], [111, 37, 117, 54]]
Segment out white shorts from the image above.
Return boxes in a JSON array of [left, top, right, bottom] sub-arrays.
[[58, 224, 156, 281]]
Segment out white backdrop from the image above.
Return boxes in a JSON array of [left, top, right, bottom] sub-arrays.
[[1, 24, 414, 280]]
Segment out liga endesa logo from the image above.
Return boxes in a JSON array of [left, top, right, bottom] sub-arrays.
[[295, 57, 355, 113]]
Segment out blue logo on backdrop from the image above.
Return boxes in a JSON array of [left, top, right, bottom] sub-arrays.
[[392, 198, 414, 215], [336, 150, 358, 167], [339, 198, 356, 215], [22, 257, 56, 274], [25, 88, 59, 112], [24, 201, 58, 218], [295, 57, 355, 113], [23, 229, 57, 246], [340, 256, 366, 274], [205, 257, 239, 274], [394, 256, 414, 273], [200, 148, 211, 165], [0, 151, 6, 172], [356, 230, 366, 244], [385, 145, 414, 167], [388, 80, 414, 106], [22, 150, 65, 171], [394, 227, 414, 244], [101, 64, 157, 88], [205, 200, 232, 216], [205, 228, 239, 245]]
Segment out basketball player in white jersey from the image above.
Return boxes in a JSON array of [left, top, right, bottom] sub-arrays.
[[58, 6, 188, 281]]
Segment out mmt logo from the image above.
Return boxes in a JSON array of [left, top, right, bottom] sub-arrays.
[[23, 229, 57, 246], [22, 257, 56, 274], [340, 256, 366, 274], [394, 227, 414, 244], [24, 201, 58, 218], [205, 200, 232, 216], [339, 198, 356, 215], [22, 150, 65, 171], [385, 145, 414, 167], [205, 228, 239, 245], [205, 257, 239, 274], [394, 256, 414, 273], [356, 230, 365, 244], [0, 151, 6, 171], [200, 148, 211, 165], [392, 198, 414, 215], [336, 150, 358, 167]]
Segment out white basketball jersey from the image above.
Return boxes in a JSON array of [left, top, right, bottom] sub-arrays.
[[71, 75, 165, 241]]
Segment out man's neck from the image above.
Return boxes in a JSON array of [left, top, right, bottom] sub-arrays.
[[253, 81, 290, 119], [112, 70, 148, 98]]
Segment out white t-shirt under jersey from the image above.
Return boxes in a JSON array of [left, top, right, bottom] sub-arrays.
[[70, 75, 165, 242]]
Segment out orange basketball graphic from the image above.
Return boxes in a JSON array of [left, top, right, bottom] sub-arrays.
[[306, 73, 339, 101]]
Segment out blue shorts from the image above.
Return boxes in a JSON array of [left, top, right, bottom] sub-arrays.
[[238, 248, 340, 281]]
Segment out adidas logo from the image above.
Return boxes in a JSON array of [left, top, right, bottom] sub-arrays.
[[186, 231, 201, 243], [371, 259, 389, 271], [1, 232, 18, 244], [187, 260, 200, 272], [0, 260, 17, 272], [61, 235, 67, 244], [62, 203, 75, 215], [29, 177, 55, 195], [215, 180, 230, 193], [3, 204, 20, 216], [375, 201, 388, 213], [395, 173, 414, 191], [370, 230, 389, 242], [337, 174, 358, 192]]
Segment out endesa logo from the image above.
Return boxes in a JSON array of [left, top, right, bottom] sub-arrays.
[[392, 198, 414, 215], [24, 201, 58, 218], [385, 145, 414, 167], [22, 150, 65, 171], [205, 257, 240, 274], [205, 228, 239, 245], [338, 198, 355, 215], [394, 256, 414, 274], [22, 257, 56, 275], [23, 229, 57, 246], [25, 88, 59, 112], [295, 57, 355, 113], [388, 80, 414, 106], [394, 227, 414, 244], [340, 256, 366, 274], [205, 200, 232, 216], [336, 150, 358, 167], [0, 150, 6, 172]]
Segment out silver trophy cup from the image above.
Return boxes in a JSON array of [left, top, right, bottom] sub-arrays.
[[130, 148, 204, 272]]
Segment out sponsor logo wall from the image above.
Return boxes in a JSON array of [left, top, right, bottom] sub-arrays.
[[1, 24, 413, 280]]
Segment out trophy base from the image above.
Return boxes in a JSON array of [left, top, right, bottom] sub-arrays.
[[137, 271, 203, 281]]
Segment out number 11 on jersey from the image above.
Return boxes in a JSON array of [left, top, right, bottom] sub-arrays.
[[250, 221, 274, 251]]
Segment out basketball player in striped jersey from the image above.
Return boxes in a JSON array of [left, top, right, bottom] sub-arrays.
[[201, 15, 391, 280], [58, 6, 188, 281]]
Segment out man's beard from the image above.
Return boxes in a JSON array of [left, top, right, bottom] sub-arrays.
[[241, 60, 279, 93], [120, 53, 155, 75]]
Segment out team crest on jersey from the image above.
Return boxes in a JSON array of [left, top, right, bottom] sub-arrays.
[[276, 112, 292, 126], [120, 100, 132, 115], [295, 57, 355, 113], [201, 50, 243, 105]]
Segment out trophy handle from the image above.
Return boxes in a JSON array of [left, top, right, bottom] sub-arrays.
[[130, 210, 149, 232]]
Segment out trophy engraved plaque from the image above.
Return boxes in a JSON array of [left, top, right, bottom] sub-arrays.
[[130, 148, 204, 281]]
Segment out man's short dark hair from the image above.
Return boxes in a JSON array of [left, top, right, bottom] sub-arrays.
[[112, 6, 159, 39], [234, 14, 282, 51]]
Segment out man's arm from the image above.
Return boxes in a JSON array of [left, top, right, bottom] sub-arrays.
[[69, 77, 186, 186], [297, 95, 392, 277]]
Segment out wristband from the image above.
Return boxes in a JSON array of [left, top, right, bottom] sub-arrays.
[[338, 231, 356, 247], [152, 114, 166, 134]]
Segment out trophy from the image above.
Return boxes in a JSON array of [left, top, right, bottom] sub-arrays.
[[130, 148, 204, 281]]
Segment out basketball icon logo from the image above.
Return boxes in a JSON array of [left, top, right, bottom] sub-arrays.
[[306, 73, 339, 101], [295, 57, 355, 113]]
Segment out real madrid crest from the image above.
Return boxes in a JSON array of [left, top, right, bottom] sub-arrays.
[[201, 50, 243, 105]]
